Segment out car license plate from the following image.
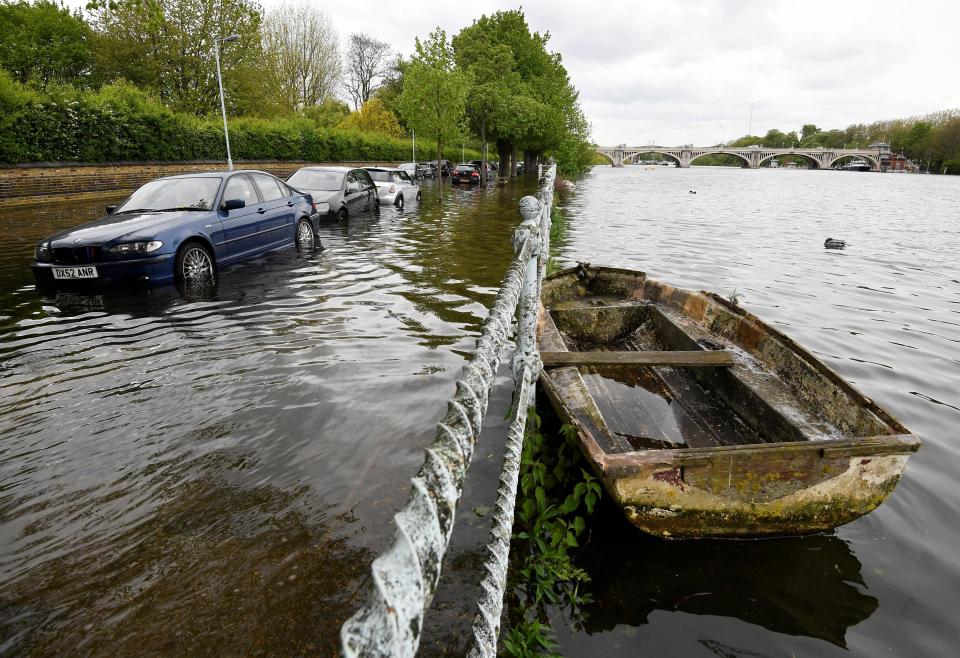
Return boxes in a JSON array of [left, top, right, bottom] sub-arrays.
[[52, 266, 99, 280]]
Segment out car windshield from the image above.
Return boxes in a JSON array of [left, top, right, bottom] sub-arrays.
[[456, 166, 474, 172], [288, 170, 343, 191], [366, 170, 395, 183], [115, 177, 221, 213]]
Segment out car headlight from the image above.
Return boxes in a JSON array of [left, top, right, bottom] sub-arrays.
[[107, 241, 163, 256], [316, 202, 329, 214], [35, 242, 51, 261]]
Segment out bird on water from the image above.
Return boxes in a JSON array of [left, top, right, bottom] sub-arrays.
[[824, 238, 846, 249]]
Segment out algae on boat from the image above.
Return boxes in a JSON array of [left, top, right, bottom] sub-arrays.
[[537, 264, 920, 538]]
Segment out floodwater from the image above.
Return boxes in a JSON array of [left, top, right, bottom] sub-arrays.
[[0, 178, 536, 656], [542, 166, 960, 657], [0, 166, 957, 657]]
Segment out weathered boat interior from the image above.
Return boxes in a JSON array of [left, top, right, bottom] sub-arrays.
[[538, 265, 920, 537], [540, 266, 913, 456]]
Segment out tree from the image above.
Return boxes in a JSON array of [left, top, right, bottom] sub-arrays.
[[344, 33, 391, 110], [453, 19, 520, 185], [398, 28, 469, 199], [338, 97, 403, 137], [261, 1, 340, 112], [91, 0, 280, 117], [762, 129, 792, 148], [374, 55, 409, 130], [801, 123, 820, 141], [451, 9, 594, 177], [0, 0, 94, 86], [303, 98, 350, 129]]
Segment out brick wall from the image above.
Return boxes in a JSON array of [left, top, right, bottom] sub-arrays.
[[0, 160, 400, 206]]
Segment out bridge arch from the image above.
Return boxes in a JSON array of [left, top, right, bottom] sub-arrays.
[[594, 150, 616, 165], [759, 152, 822, 169], [689, 150, 751, 168], [623, 151, 682, 166], [826, 153, 879, 170]]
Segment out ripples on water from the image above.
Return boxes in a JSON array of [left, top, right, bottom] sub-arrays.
[[0, 180, 536, 655], [550, 166, 960, 656], [2, 167, 958, 656]]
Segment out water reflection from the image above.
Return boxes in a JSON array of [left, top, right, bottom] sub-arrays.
[[549, 166, 960, 657], [1, 446, 372, 656], [0, 177, 540, 655], [575, 503, 876, 649]]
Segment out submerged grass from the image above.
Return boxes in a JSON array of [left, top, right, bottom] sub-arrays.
[[502, 169, 590, 657], [503, 402, 601, 657]]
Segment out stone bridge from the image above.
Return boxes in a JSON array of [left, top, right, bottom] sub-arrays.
[[595, 144, 892, 170]]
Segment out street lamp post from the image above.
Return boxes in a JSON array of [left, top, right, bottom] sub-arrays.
[[214, 34, 240, 171]]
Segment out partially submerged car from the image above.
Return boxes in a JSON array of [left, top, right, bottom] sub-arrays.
[[363, 167, 422, 208], [397, 162, 431, 180], [286, 166, 378, 221], [31, 171, 319, 289], [451, 163, 481, 184]]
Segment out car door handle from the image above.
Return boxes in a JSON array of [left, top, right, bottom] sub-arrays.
[[286, 201, 294, 207], [257, 208, 266, 214]]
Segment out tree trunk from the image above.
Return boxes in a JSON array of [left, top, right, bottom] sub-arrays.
[[480, 116, 487, 189], [437, 137, 443, 201], [523, 150, 537, 176], [498, 142, 509, 180], [510, 144, 517, 179]]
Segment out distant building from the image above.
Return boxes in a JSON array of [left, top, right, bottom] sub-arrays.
[[880, 152, 909, 172]]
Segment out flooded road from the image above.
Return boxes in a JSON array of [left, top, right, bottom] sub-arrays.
[[0, 178, 537, 655], [1, 166, 958, 656]]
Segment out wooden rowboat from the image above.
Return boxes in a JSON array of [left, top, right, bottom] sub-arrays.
[[537, 265, 920, 538]]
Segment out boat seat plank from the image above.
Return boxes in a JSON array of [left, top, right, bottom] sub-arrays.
[[541, 350, 733, 368], [538, 307, 635, 454]]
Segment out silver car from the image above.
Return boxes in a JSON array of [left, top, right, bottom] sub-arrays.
[[363, 167, 422, 209], [286, 166, 378, 220]]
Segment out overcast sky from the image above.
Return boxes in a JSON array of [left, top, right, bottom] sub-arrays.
[[81, 0, 960, 146]]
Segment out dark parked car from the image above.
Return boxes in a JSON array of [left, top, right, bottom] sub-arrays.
[[286, 166, 377, 221], [451, 163, 481, 184], [469, 160, 497, 178], [31, 170, 319, 289]]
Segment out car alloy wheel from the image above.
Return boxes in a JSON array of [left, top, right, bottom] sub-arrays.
[[337, 208, 348, 221], [395, 195, 404, 209], [296, 219, 314, 250], [178, 244, 214, 285]]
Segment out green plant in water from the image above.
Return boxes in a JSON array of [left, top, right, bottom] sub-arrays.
[[504, 618, 560, 658], [504, 407, 602, 657]]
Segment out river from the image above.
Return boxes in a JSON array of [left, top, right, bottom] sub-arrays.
[[545, 166, 960, 657], [0, 167, 957, 656]]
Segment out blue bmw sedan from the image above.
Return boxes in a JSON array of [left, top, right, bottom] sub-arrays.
[[31, 170, 320, 288]]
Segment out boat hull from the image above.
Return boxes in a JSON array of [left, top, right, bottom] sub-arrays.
[[538, 265, 920, 538]]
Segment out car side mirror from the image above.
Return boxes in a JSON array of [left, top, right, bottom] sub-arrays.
[[347, 182, 360, 194], [106, 205, 117, 215], [222, 198, 245, 211]]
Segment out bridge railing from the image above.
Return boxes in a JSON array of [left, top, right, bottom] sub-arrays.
[[340, 165, 557, 658]]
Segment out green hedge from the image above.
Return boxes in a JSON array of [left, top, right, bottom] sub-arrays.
[[0, 73, 480, 164]]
